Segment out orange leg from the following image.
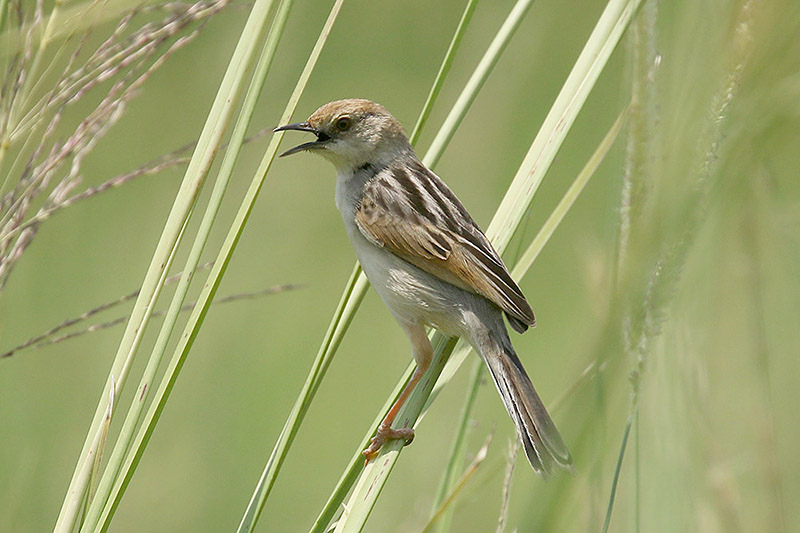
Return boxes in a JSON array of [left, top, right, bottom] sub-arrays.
[[363, 324, 432, 463]]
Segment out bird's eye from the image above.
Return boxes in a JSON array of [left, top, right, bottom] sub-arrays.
[[335, 116, 352, 131]]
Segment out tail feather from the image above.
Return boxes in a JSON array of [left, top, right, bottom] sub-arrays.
[[481, 340, 572, 478]]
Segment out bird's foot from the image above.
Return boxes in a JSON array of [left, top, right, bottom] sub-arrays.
[[362, 423, 415, 464]]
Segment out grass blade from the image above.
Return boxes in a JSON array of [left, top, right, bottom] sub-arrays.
[[602, 412, 633, 533], [424, 0, 536, 168], [408, 0, 479, 147], [95, 0, 341, 525], [54, 0, 280, 529], [80, 1, 289, 529], [423, 432, 493, 533], [429, 358, 484, 533], [237, 250, 363, 532]]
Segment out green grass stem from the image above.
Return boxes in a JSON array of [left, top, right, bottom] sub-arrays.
[[602, 411, 633, 533], [429, 358, 484, 533], [424, 0, 535, 169], [54, 0, 279, 529], [409, 0, 479, 147], [98, 0, 342, 527], [79, 0, 290, 530], [426, 105, 626, 533]]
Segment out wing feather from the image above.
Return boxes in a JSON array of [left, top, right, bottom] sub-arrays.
[[354, 163, 535, 332]]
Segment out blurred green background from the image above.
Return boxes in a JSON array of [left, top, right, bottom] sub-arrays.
[[1, 0, 799, 531]]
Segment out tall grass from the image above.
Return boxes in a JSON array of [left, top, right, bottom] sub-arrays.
[[0, 0, 798, 531]]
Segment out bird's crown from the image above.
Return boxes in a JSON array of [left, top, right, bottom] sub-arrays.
[[280, 99, 412, 170]]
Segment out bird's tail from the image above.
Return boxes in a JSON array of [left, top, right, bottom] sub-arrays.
[[479, 336, 572, 478]]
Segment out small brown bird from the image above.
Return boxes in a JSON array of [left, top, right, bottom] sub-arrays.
[[276, 99, 571, 478]]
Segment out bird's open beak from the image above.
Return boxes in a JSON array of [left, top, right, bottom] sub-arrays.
[[273, 122, 329, 157]]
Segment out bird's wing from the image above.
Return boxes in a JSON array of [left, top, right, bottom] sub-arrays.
[[354, 162, 534, 332]]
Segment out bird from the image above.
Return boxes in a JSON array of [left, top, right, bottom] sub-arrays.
[[275, 98, 572, 478]]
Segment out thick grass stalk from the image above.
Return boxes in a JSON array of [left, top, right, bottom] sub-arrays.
[[428, 107, 626, 532], [96, 0, 343, 527], [333, 0, 644, 529], [79, 0, 289, 530], [53, 0, 278, 529], [512, 107, 628, 277]]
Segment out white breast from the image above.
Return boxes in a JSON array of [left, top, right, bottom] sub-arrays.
[[335, 169, 474, 336]]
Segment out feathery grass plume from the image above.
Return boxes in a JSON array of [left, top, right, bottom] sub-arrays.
[[0, 0, 233, 291], [603, 3, 659, 527], [497, 439, 520, 533], [619, 6, 659, 525], [0, 277, 298, 358], [0, 119, 273, 361], [603, 1, 762, 531], [614, 0, 658, 287]]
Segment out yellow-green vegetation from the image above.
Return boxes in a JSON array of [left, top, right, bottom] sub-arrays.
[[0, 0, 797, 531]]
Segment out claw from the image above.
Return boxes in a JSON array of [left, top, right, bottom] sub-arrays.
[[362, 424, 415, 464]]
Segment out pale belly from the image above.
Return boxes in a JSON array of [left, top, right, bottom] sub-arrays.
[[344, 218, 489, 338]]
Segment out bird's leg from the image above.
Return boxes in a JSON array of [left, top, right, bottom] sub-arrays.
[[363, 325, 432, 463]]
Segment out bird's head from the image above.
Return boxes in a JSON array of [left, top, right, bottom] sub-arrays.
[[275, 99, 411, 171]]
